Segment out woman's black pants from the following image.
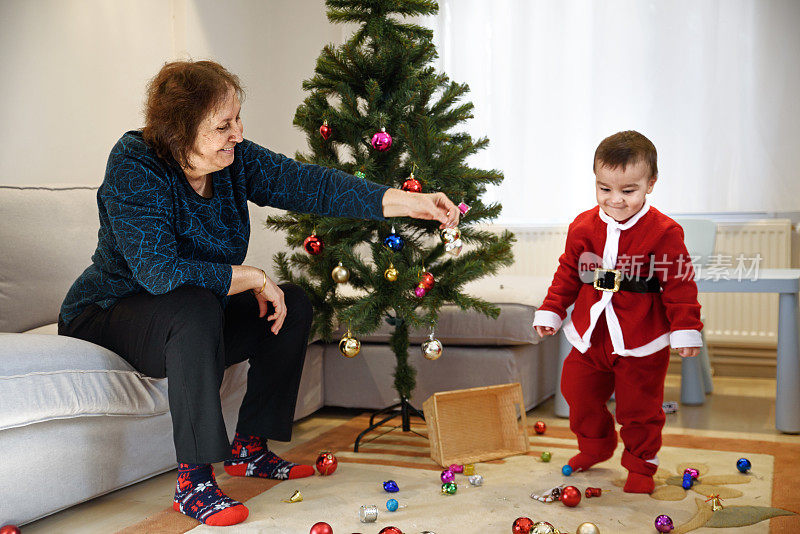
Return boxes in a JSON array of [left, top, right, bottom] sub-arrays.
[[58, 284, 313, 464]]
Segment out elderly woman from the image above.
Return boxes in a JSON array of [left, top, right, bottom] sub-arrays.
[[59, 60, 458, 526]]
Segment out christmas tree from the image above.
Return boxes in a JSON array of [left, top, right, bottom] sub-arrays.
[[268, 0, 515, 408]]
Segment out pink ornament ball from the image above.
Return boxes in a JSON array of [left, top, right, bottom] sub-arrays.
[[441, 469, 455, 483], [449, 463, 464, 473], [414, 285, 427, 298], [371, 128, 393, 151]]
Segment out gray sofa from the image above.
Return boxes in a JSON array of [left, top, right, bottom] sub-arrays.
[[0, 184, 557, 526]]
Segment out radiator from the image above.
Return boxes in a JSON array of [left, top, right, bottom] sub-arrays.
[[495, 219, 793, 347]]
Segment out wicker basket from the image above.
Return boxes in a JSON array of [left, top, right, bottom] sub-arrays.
[[423, 383, 529, 467]]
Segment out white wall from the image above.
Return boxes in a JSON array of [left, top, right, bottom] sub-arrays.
[[0, 0, 345, 186]]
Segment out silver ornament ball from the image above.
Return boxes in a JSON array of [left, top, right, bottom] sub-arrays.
[[422, 338, 443, 360]]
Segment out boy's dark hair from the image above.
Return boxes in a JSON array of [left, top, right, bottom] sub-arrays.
[[593, 130, 658, 179]]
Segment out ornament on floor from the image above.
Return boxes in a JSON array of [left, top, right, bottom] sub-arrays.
[[560, 485, 581, 507], [383, 480, 399, 492], [684, 467, 699, 479], [401, 170, 422, 193], [282, 489, 303, 503], [458, 201, 471, 215], [338, 329, 361, 358], [584, 486, 602, 498], [562, 464, 573, 476], [576, 523, 601, 534], [468, 474, 483, 486], [540, 451, 552, 462], [449, 463, 464, 473], [440, 469, 455, 483], [359, 504, 378, 523], [371, 127, 393, 151], [303, 232, 324, 255], [705, 494, 724, 511], [319, 120, 331, 140], [310, 522, 333, 534], [440, 226, 462, 255], [354, 170, 366, 179], [654, 514, 674, 532], [0, 526, 21, 534], [384, 263, 398, 282], [331, 262, 350, 283], [675, 496, 797, 532], [383, 226, 404, 252], [533, 420, 547, 434], [736, 458, 751, 473], [315, 450, 338, 475], [662, 400, 679, 414], [682, 471, 695, 489], [531, 483, 565, 503], [530, 521, 557, 534], [441, 481, 457, 494], [463, 463, 475, 475], [386, 498, 399, 511], [422, 328, 443, 361], [378, 527, 403, 534], [512, 517, 534, 534]]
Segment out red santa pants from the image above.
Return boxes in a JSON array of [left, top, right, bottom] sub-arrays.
[[561, 312, 670, 476]]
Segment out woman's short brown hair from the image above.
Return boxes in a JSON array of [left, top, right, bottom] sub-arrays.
[[593, 130, 658, 179], [142, 60, 244, 169]]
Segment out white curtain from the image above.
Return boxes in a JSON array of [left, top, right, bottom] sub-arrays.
[[426, 0, 800, 224]]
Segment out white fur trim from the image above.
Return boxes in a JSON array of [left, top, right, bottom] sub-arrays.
[[646, 457, 659, 466], [563, 321, 590, 353], [533, 310, 562, 331], [669, 329, 703, 348]]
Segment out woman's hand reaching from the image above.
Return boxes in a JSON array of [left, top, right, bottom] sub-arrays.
[[382, 189, 460, 229]]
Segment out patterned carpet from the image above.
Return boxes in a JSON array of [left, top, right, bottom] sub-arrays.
[[119, 415, 799, 533]]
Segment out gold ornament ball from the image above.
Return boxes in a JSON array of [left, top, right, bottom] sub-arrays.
[[331, 263, 350, 283], [338, 334, 361, 358], [384, 265, 398, 282], [530, 522, 556, 534], [576, 523, 600, 534], [421, 338, 443, 360]]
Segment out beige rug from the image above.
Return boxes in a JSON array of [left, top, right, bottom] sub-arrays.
[[120, 416, 800, 533]]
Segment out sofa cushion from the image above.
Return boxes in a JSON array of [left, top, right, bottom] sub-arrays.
[[0, 185, 101, 333], [0, 333, 170, 431], [334, 274, 552, 345]]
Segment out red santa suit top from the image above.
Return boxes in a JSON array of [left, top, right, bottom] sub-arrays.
[[533, 201, 703, 356]]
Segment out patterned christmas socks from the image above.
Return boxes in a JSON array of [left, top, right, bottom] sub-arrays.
[[173, 463, 248, 526], [224, 433, 314, 479]]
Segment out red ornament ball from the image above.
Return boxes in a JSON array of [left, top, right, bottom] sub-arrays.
[[534, 420, 547, 434], [512, 517, 534, 534], [0, 526, 21, 534], [401, 177, 422, 193], [371, 128, 393, 151], [310, 522, 333, 534], [379, 527, 403, 534], [419, 272, 435, 290], [315, 451, 338, 475], [303, 234, 324, 255], [560, 485, 582, 507], [319, 121, 332, 140]]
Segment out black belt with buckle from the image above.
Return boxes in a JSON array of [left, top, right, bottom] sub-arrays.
[[590, 268, 661, 293]]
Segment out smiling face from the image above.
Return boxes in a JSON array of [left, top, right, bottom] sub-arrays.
[[183, 88, 243, 181], [595, 158, 656, 222]]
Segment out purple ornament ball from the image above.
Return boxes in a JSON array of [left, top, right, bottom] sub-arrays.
[[655, 514, 674, 532], [440, 469, 455, 483], [371, 128, 393, 151], [414, 286, 427, 298]]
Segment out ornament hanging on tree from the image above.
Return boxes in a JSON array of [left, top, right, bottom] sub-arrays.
[[354, 170, 366, 179], [303, 233, 324, 255], [383, 227, 404, 252], [422, 328, 443, 360], [402, 172, 422, 193], [419, 271, 435, 290], [371, 127, 393, 151], [331, 262, 350, 283], [338, 329, 361, 358], [315, 451, 338, 475], [414, 285, 427, 298], [384, 263, 398, 282], [458, 201, 471, 215], [440, 226, 462, 256], [319, 120, 331, 140]]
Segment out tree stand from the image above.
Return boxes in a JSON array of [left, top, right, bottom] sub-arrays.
[[353, 396, 426, 452]]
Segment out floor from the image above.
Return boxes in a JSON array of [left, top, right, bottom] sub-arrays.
[[18, 375, 793, 533]]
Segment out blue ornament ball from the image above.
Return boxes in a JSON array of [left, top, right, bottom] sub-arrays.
[[383, 480, 400, 492], [736, 458, 752, 473], [383, 233, 404, 252], [562, 464, 573, 476], [386, 498, 399, 512]]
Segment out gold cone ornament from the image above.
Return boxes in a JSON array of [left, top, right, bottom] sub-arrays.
[[338, 329, 361, 358], [331, 262, 350, 283]]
